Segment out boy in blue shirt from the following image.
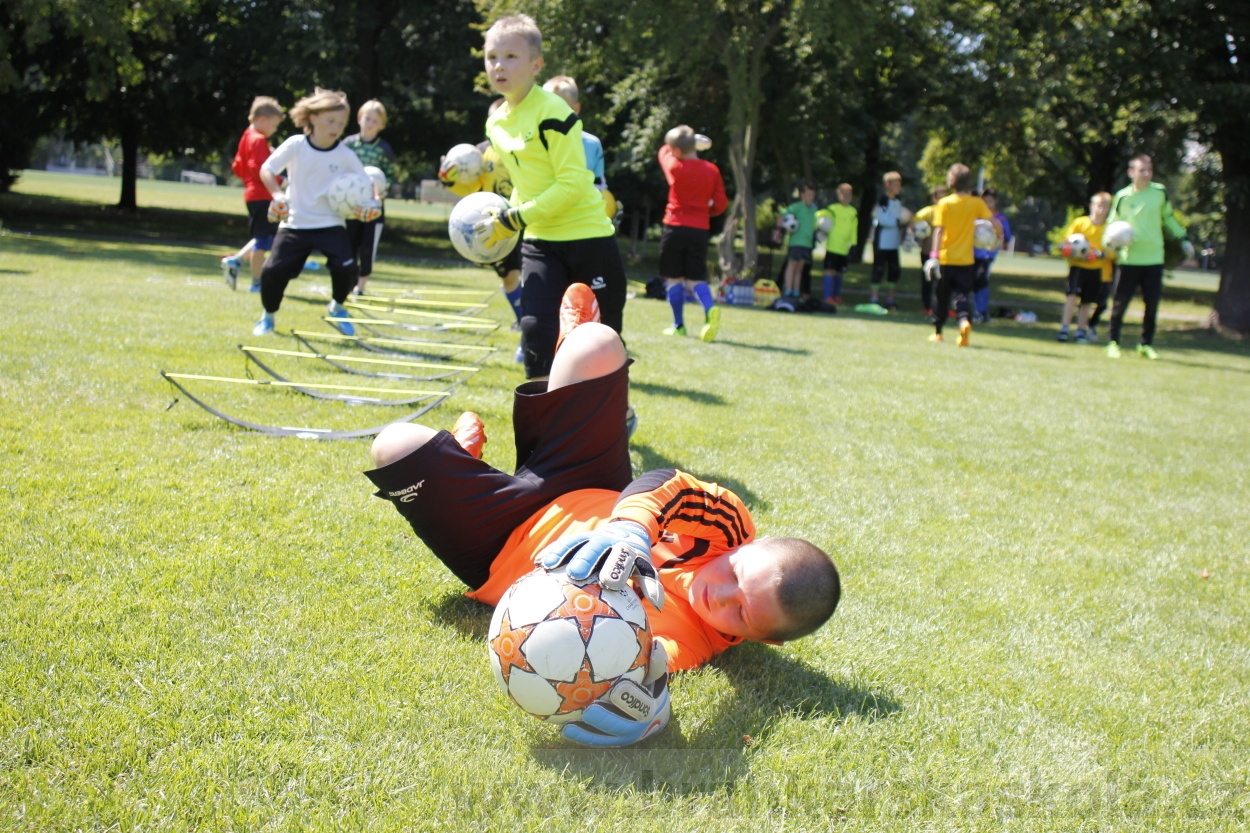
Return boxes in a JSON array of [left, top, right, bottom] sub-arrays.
[[972, 188, 1012, 323]]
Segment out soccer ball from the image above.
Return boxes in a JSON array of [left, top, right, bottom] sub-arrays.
[[448, 191, 520, 264], [363, 165, 388, 198], [1103, 220, 1134, 250], [1061, 233, 1090, 260], [326, 173, 374, 219], [911, 219, 931, 240], [780, 213, 799, 233], [444, 143, 484, 183], [488, 568, 652, 725], [816, 213, 833, 234], [973, 218, 999, 250]]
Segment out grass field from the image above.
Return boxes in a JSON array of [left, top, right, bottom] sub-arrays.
[[2, 174, 1249, 831]]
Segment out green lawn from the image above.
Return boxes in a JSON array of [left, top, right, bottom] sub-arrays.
[[1, 178, 1249, 831]]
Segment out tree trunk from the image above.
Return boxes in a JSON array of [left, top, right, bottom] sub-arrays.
[[857, 130, 881, 253], [1210, 130, 1250, 335], [118, 90, 139, 212]]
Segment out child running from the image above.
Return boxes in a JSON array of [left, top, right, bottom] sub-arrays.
[[365, 286, 841, 747], [657, 125, 729, 341], [252, 87, 379, 337], [223, 96, 286, 292]]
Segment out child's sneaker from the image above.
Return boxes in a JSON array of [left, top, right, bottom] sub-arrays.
[[1057, 329, 1069, 342], [451, 411, 486, 459], [625, 405, 638, 439], [327, 301, 355, 336], [700, 306, 721, 343], [1074, 329, 1088, 343], [881, 299, 897, 310], [555, 283, 600, 353], [662, 325, 687, 336], [221, 256, 241, 290], [1087, 325, 1098, 342], [928, 333, 944, 343], [253, 312, 275, 336], [1105, 340, 1121, 359], [249, 280, 262, 293], [514, 342, 525, 363], [957, 319, 972, 347], [1136, 343, 1159, 360]]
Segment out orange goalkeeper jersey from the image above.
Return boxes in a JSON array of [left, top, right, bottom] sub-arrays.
[[466, 470, 757, 672]]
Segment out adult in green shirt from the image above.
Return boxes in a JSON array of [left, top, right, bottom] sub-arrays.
[[1105, 154, 1193, 360]]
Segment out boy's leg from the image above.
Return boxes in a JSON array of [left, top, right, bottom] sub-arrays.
[[259, 229, 314, 315], [1060, 294, 1076, 331], [518, 240, 570, 379], [319, 227, 361, 306], [354, 219, 383, 295], [1107, 266, 1141, 346], [663, 280, 686, 332], [1137, 265, 1164, 346], [549, 321, 627, 390], [933, 270, 952, 335], [869, 243, 884, 302], [884, 250, 900, 306]]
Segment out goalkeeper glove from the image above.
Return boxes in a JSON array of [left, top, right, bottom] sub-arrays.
[[267, 192, 290, 223], [352, 199, 382, 223], [561, 641, 670, 747], [436, 155, 461, 186], [537, 520, 663, 610], [923, 257, 941, 283], [473, 205, 525, 251]]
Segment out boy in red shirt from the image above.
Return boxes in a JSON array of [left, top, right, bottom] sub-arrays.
[[223, 96, 285, 292], [365, 293, 840, 746], [657, 125, 729, 341]]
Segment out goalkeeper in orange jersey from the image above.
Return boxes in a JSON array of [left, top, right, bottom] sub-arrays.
[[365, 286, 841, 747]]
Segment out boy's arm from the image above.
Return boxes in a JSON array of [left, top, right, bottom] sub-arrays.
[[609, 469, 755, 554], [710, 168, 729, 217], [1162, 194, 1188, 241], [511, 112, 592, 227], [657, 144, 679, 185]]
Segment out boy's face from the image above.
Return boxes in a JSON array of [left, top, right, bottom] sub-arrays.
[[838, 188, 852, 205], [253, 114, 282, 138], [1128, 158, 1153, 189], [484, 33, 543, 99], [687, 540, 788, 643], [983, 194, 997, 211], [884, 178, 901, 198], [358, 110, 384, 140], [801, 187, 815, 205], [308, 109, 347, 145], [1090, 198, 1110, 224]]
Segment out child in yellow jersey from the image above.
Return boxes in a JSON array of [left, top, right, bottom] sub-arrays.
[[927, 164, 1001, 346], [365, 306, 841, 747], [1058, 192, 1114, 344], [473, 15, 628, 381]]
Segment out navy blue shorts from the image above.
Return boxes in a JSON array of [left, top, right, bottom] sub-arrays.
[[246, 200, 278, 250]]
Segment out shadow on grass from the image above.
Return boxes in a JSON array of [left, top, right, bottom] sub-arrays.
[[630, 442, 765, 510], [631, 380, 728, 406], [532, 642, 899, 794], [426, 592, 494, 642], [0, 268, 32, 274]]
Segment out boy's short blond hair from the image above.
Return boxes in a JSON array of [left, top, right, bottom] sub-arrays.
[[665, 125, 696, 155], [357, 99, 387, 127], [249, 96, 285, 122], [1091, 191, 1112, 205], [946, 163, 972, 192], [543, 75, 579, 106], [837, 183, 853, 196], [290, 87, 349, 134], [485, 14, 543, 56], [762, 538, 841, 643], [883, 171, 902, 184]]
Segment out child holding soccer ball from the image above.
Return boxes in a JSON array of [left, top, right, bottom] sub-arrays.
[[344, 99, 397, 297], [222, 96, 286, 292], [1057, 192, 1114, 343], [473, 14, 628, 381], [365, 287, 841, 747], [252, 87, 380, 337], [927, 164, 1001, 346], [779, 183, 819, 299], [657, 125, 729, 340]]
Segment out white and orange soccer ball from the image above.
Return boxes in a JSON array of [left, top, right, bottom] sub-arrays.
[[326, 172, 374, 219], [488, 568, 652, 725], [1061, 233, 1091, 261]]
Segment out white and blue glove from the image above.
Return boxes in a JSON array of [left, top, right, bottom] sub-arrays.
[[561, 641, 670, 747], [538, 520, 664, 610]]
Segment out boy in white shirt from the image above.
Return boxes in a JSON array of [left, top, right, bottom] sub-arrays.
[[253, 87, 379, 337]]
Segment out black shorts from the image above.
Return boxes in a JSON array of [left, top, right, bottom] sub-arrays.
[[246, 200, 278, 249], [1065, 266, 1101, 304], [823, 251, 849, 272], [658, 225, 710, 282], [519, 235, 627, 379], [871, 247, 900, 284], [364, 362, 633, 589], [491, 241, 523, 279], [346, 217, 384, 277]]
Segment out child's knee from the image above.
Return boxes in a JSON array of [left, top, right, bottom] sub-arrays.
[[549, 322, 624, 387], [371, 423, 437, 467]]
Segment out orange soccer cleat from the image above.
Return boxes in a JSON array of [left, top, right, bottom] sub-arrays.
[[451, 411, 486, 459], [957, 318, 972, 347], [554, 283, 601, 354]]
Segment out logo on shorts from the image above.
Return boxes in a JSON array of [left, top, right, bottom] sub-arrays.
[[590, 276, 606, 290], [389, 480, 425, 502]]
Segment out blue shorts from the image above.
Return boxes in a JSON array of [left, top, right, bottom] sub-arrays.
[[787, 245, 812, 263]]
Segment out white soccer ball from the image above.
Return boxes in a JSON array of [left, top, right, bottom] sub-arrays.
[[1103, 220, 1134, 250], [911, 219, 931, 240], [780, 214, 799, 233], [448, 191, 520, 264], [1061, 233, 1090, 260], [488, 568, 652, 725], [444, 143, 484, 183], [816, 215, 833, 234], [326, 173, 374, 219], [974, 218, 999, 250], [363, 165, 388, 198]]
